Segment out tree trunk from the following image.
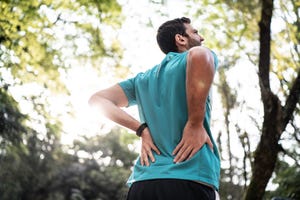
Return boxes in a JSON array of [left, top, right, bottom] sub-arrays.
[[244, 0, 276, 199], [244, 93, 282, 200], [244, 0, 300, 199]]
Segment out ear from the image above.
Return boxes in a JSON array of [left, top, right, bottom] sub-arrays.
[[175, 34, 187, 46]]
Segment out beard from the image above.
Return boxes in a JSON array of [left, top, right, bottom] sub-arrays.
[[188, 38, 202, 48]]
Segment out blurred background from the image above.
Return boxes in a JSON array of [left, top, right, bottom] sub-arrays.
[[0, 0, 299, 199]]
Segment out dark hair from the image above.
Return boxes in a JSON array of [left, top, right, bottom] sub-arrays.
[[156, 17, 191, 54]]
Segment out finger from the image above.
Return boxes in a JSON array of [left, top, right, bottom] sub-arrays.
[[175, 146, 192, 163], [173, 146, 183, 162], [143, 147, 151, 166], [141, 149, 148, 166], [147, 150, 155, 163], [172, 141, 184, 155], [144, 156, 150, 166], [140, 153, 144, 166], [174, 145, 185, 162], [174, 144, 189, 163], [187, 148, 198, 160], [151, 144, 161, 155], [141, 152, 149, 166]]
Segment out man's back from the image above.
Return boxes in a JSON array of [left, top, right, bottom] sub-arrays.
[[89, 17, 221, 200], [119, 50, 220, 190]]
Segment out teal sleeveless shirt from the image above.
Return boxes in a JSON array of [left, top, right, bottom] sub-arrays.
[[119, 50, 220, 190]]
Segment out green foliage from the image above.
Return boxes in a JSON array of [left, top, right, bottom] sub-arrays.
[[0, 87, 27, 147], [0, 128, 137, 200], [0, 0, 124, 148], [191, 0, 299, 199], [219, 168, 244, 200], [271, 0, 300, 98], [264, 160, 300, 199], [72, 128, 138, 169], [1, 0, 298, 199], [0, 0, 61, 88], [0, 0, 123, 89], [192, 0, 261, 64], [0, 0, 127, 199], [0, 131, 62, 200]]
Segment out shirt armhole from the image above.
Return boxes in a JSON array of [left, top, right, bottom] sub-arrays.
[[118, 79, 137, 107]]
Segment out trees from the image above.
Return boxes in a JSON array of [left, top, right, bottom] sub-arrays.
[[265, 160, 300, 199], [245, 0, 300, 199], [1, 0, 299, 199], [190, 0, 299, 199], [0, 126, 137, 200], [0, 0, 130, 199], [184, 0, 300, 199]]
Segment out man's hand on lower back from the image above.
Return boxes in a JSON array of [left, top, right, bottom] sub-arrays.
[[140, 128, 160, 166], [172, 122, 213, 163]]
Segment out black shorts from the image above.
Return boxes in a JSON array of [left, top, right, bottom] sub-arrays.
[[126, 179, 216, 200]]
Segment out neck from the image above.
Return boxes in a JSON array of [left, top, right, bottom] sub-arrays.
[[177, 47, 188, 53]]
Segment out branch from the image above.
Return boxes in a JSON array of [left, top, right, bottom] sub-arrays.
[[223, 27, 257, 66], [282, 69, 300, 129], [280, 1, 300, 68], [53, 13, 78, 25], [292, 122, 300, 143], [258, 0, 273, 107]]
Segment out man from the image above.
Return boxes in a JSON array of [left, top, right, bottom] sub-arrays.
[[89, 17, 220, 200]]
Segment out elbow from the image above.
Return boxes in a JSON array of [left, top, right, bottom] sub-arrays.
[[88, 91, 116, 108], [88, 86, 125, 108], [88, 93, 107, 117], [88, 93, 104, 107], [88, 94, 97, 107]]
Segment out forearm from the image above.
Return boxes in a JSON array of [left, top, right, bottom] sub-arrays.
[[88, 84, 140, 132], [89, 85, 160, 166], [89, 96, 140, 131]]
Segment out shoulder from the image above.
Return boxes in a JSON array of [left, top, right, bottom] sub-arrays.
[[188, 46, 213, 60], [187, 46, 215, 67], [124, 66, 159, 86]]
